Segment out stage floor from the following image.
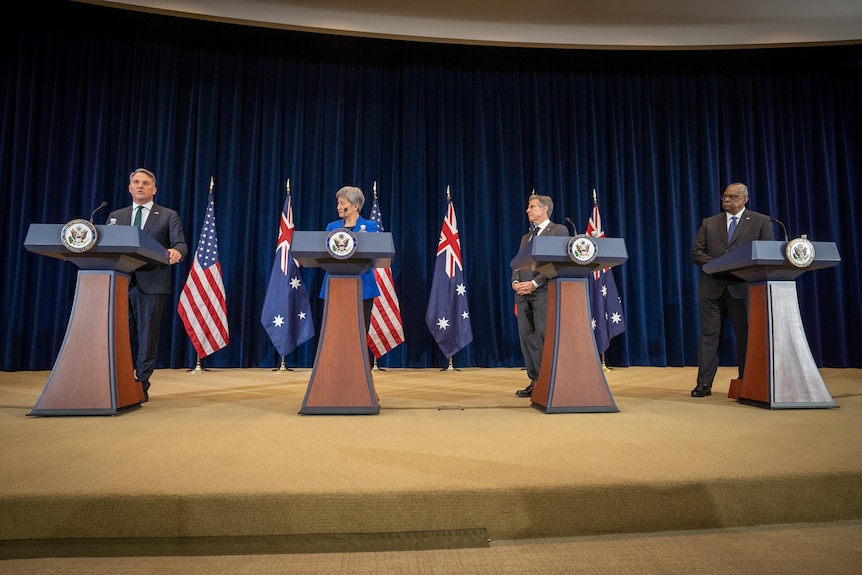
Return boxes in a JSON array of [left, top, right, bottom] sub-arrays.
[[1, 366, 860, 549]]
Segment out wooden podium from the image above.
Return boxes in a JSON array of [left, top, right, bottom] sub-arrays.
[[511, 236, 628, 413], [292, 231, 394, 415], [23, 223, 169, 415], [703, 240, 841, 409]]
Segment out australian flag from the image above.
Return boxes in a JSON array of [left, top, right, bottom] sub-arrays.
[[260, 192, 314, 357], [585, 200, 625, 355], [425, 198, 473, 358]]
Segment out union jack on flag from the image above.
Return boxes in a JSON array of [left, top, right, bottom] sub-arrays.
[[585, 197, 625, 354], [425, 197, 473, 359]]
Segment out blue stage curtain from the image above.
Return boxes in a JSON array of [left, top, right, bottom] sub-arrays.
[[2, 3, 860, 370]]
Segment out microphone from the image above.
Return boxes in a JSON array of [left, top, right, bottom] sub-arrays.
[[90, 201, 108, 222], [565, 217, 578, 236], [771, 218, 789, 242]]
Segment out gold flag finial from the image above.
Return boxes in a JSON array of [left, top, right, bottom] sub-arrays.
[[209, 176, 214, 192], [592, 188, 598, 204], [531, 188, 536, 196], [286, 179, 290, 194], [446, 185, 451, 200], [373, 180, 377, 199]]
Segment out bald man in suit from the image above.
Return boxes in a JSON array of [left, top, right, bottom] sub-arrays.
[[108, 168, 187, 401], [512, 195, 569, 398], [689, 183, 774, 398]]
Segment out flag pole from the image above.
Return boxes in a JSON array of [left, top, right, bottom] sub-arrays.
[[188, 177, 215, 375], [593, 188, 616, 372], [444, 185, 455, 372], [272, 179, 294, 373], [370, 180, 378, 373]]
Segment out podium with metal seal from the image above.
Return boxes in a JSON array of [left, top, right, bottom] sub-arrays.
[[23, 223, 169, 415], [703, 239, 840, 409], [510, 235, 628, 413], [292, 230, 394, 415]]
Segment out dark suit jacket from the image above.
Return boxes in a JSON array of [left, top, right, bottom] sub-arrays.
[[107, 203, 188, 295], [690, 209, 774, 299], [511, 222, 570, 303]]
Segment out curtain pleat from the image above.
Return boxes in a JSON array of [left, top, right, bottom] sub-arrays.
[[2, 4, 860, 370]]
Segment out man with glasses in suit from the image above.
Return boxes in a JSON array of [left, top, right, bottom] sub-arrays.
[[690, 183, 774, 398]]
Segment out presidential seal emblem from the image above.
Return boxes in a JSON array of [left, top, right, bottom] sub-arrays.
[[326, 228, 358, 260], [61, 219, 98, 253], [567, 234, 598, 265], [786, 235, 815, 268]]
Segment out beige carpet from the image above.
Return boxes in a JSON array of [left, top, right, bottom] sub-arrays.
[[1, 366, 860, 570]]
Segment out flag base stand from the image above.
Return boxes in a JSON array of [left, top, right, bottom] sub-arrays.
[[441, 357, 459, 372], [188, 357, 206, 374], [601, 355, 613, 372], [273, 357, 293, 373]]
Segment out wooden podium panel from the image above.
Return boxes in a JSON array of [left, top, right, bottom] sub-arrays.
[[530, 278, 619, 413], [29, 271, 143, 416], [300, 276, 379, 415]]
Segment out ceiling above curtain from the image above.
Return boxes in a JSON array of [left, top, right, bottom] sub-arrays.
[[76, 0, 862, 49]]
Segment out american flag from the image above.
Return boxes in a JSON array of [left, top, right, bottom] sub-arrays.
[[260, 191, 314, 357], [366, 192, 404, 358], [425, 198, 473, 358], [178, 189, 229, 358], [585, 199, 625, 355]]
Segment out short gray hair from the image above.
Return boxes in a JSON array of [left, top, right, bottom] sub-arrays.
[[129, 168, 156, 187], [726, 182, 749, 198], [336, 186, 365, 210], [532, 194, 554, 218]]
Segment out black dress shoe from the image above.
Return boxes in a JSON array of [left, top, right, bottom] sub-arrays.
[[515, 383, 534, 398], [691, 385, 712, 397]]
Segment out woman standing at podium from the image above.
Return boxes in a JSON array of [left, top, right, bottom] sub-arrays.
[[320, 186, 380, 332]]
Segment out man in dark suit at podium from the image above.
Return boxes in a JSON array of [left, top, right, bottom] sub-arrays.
[[690, 182, 774, 398], [108, 168, 187, 401], [511, 195, 569, 397]]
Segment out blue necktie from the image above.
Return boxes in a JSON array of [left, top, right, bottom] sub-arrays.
[[727, 216, 738, 242], [133, 205, 143, 228]]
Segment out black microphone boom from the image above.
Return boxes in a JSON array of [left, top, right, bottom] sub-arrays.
[[771, 217, 789, 242], [564, 217, 578, 236], [90, 201, 108, 222]]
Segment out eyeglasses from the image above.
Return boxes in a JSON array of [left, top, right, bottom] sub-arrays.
[[721, 194, 745, 200]]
